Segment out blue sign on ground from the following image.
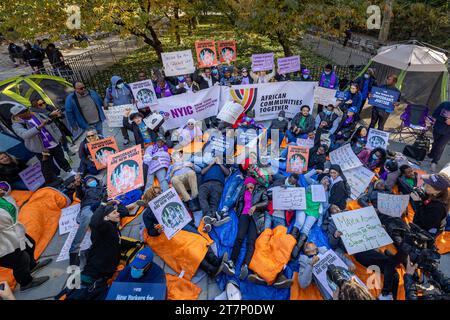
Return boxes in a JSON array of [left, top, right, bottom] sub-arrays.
[[105, 282, 166, 300]]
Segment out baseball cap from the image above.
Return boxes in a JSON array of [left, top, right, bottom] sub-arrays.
[[422, 173, 450, 191], [10, 105, 28, 116], [130, 247, 154, 270]]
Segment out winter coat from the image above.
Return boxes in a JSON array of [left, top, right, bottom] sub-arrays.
[[65, 89, 105, 130], [235, 184, 268, 234]]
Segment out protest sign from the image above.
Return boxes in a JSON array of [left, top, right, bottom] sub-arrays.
[[130, 80, 158, 109], [217, 101, 244, 124], [286, 145, 309, 173], [152, 85, 220, 130], [56, 227, 91, 262], [314, 86, 338, 106], [143, 113, 164, 130], [202, 133, 233, 161], [296, 137, 315, 149], [251, 53, 274, 72], [161, 50, 195, 77], [107, 145, 144, 199], [335, 90, 347, 100], [277, 56, 301, 74], [226, 82, 316, 121], [272, 187, 306, 210], [344, 166, 375, 200], [368, 87, 400, 111], [18, 162, 45, 191], [144, 149, 171, 175], [329, 144, 362, 171], [87, 137, 119, 170], [367, 128, 389, 150], [106, 282, 166, 301], [331, 206, 393, 255], [218, 40, 237, 63], [59, 203, 80, 235], [148, 187, 192, 240], [195, 40, 218, 68], [103, 104, 138, 128], [377, 193, 410, 218], [311, 184, 327, 202]]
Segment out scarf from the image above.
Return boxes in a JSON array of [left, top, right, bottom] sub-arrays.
[[155, 83, 172, 97], [0, 197, 17, 223], [319, 72, 337, 89], [26, 115, 55, 148]]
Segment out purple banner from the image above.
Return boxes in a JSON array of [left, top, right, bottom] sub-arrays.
[[251, 53, 274, 72], [277, 56, 301, 74]]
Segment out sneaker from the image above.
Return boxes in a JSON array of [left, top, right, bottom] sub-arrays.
[[123, 139, 130, 145], [202, 215, 217, 226], [226, 280, 242, 300], [202, 223, 212, 233], [273, 274, 293, 289], [69, 253, 80, 266], [214, 252, 229, 277], [212, 215, 231, 227], [247, 273, 267, 285], [31, 258, 52, 274], [222, 260, 236, 276], [239, 264, 249, 280], [20, 276, 50, 291], [430, 163, 437, 172], [378, 293, 393, 300]]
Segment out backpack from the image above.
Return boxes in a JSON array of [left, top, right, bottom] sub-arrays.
[[402, 135, 430, 161], [119, 236, 145, 266]]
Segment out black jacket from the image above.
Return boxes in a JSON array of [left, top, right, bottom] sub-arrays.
[[122, 116, 156, 149], [308, 128, 326, 170], [142, 207, 160, 237], [235, 184, 268, 234], [328, 180, 349, 210], [75, 177, 106, 210], [321, 213, 346, 252], [397, 173, 418, 195], [290, 113, 315, 135], [0, 160, 27, 183], [413, 200, 447, 234]]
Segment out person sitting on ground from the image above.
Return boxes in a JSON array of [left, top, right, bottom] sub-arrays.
[[176, 118, 203, 147], [223, 176, 268, 280], [123, 108, 157, 149], [166, 151, 198, 205], [349, 126, 368, 156], [286, 105, 315, 143], [315, 104, 341, 136], [0, 152, 27, 190], [78, 127, 104, 176], [328, 165, 351, 210], [397, 165, 419, 195], [267, 110, 289, 146], [339, 83, 362, 114], [380, 159, 400, 189], [307, 129, 328, 171], [143, 136, 170, 191], [217, 165, 246, 219], [358, 147, 387, 173], [0, 181, 52, 291]]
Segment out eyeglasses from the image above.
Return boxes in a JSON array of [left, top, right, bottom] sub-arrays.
[[86, 134, 96, 138], [188, 123, 195, 126], [37, 102, 45, 106]]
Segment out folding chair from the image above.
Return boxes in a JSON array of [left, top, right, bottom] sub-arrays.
[[390, 104, 434, 144]]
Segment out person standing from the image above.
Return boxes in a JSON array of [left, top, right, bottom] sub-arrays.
[[65, 82, 105, 136], [317, 64, 339, 113], [428, 101, 450, 172], [369, 74, 401, 131], [7, 42, 24, 67], [355, 68, 377, 112], [22, 42, 45, 73]]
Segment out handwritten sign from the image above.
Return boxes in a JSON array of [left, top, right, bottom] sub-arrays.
[[377, 193, 410, 218], [18, 162, 45, 191], [329, 144, 362, 171], [272, 187, 306, 210], [286, 146, 309, 173], [130, 80, 158, 109], [314, 86, 337, 106], [56, 227, 91, 262], [296, 137, 315, 149], [59, 203, 80, 235], [344, 166, 375, 200], [161, 50, 195, 77], [277, 56, 301, 74], [87, 137, 119, 170], [217, 101, 244, 124], [251, 53, 274, 72], [103, 104, 138, 128], [367, 128, 389, 150], [148, 188, 192, 240], [368, 87, 400, 111], [331, 206, 393, 255], [311, 184, 327, 202]]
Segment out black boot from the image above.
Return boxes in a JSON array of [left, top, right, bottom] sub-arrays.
[[69, 253, 80, 266], [289, 226, 301, 241], [291, 233, 308, 260], [205, 248, 221, 267], [199, 259, 219, 277]]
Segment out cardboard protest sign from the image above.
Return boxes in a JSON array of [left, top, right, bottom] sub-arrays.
[[367, 128, 389, 150], [152, 85, 220, 130], [377, 193, 410, 218], [329, 143, 362, 171], [148, 187, 192, 240], [272, 186, 306, 210], [143, 113, 164, 130], [314, 86, 338, 106], [335, 90, 347, 100], [104, 104, 138, 128], [106, 145, 144, 199], [130, 80, 158, 109], [87, 137, 119, 170], [217, 101, 244, 124], [56, 227, 91, 262], [331, 206, 393, 255], [144, 149, 171, 175], [344, 166, 375, 200], [296, 137, 315, 149], [18, 162, 45, 191], [251, 53, 274, 72], [311, 184, 327, 202], [202, 132, 233, 161], [195, 40, 218, 68], [368, 86, 400, 111], [286, 145, 309, 173], [218, 40, 237, 63], [161, 50, 195, 77], [106, 282, 166, 301], [59, 203, 80, 235], [277, 56, 301, 74]]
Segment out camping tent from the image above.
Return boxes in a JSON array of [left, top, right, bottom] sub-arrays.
[[355, 42, 448, 111]]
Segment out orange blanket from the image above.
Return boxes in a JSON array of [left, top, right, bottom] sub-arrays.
[[249, 226, 296, 285], [0, 188, 70, 288], [166, 274, 202, 300]]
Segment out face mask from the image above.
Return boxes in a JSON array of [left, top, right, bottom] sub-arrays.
[[372, 154, 379, 160], [177, 76, 184, 81], [86, 180, 98, 188], [325, 71, 331, 75], [364, 74, 370, 79], [116, 83, 124, 89], [324, 110, 332, 115], [130, 267, 144, 279], [303, 75, 309, 79], [278, 116, 284, 121]]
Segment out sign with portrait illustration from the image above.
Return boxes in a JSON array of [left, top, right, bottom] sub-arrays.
[[87, 137, 120, 170], [286, 145, 309, 173], [106, 145, 144, 199], [195, 40, 218, 68], [366, 128, 389, 150], [217, 40, 237, 63], [148, 187, 192, 240], [130, 80, 158, 109]]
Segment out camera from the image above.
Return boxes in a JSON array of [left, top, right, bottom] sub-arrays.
[[326, 264, 353, 288], [412, 187, 427, 201]]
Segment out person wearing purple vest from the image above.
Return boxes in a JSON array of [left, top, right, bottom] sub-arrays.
[[154, 78, 179, 99], [318, 64, 339, 113]]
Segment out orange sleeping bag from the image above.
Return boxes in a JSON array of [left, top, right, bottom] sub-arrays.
[[166, 274, 202, 300]]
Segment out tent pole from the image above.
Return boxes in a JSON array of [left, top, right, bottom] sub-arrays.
[[396, 69, 407, 91], [441, 71, 449, 102]]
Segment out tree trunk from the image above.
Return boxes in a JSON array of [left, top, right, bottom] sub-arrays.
[[378, 0, 393, 43], [174, 5, 181, 46], [188, 18, 193, 36], [277, 33, 292, 57]]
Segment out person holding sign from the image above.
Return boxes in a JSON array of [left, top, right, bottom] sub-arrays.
[[315, 104, 341, 136], [250, 68, 276, 84], [143, 136, 170, 191], [123, 108, 157, 149], [328, 165, 351, 210], [369, 74, 401, 131], [355, 68, 377, 112], [338, 83, 363, 114], [317, 64, 339, 113], [77, 127, 104, 176], [332, 111, 361, 151], [286, 105, 315, 143]]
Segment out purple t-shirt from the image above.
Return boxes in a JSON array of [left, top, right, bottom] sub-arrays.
[[242, 190, 252, 215]]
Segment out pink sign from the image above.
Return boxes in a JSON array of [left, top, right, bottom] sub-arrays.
[[251, 53, 274, 72], [277, 56, 301, 74]]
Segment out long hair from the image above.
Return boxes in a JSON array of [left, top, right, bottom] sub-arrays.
[[142, 186, 162, 204], [338, 278, 374, 300], [0, 152, 18, 166]]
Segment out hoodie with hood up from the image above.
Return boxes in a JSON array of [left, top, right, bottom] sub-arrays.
[[104, 75, 134, 106]]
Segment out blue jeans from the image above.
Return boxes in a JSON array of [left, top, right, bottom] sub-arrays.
[[222, 175, 244, 210], [146, 168, 169, 191], [10, 179, 28, 190], [286, 130, 308, 143], [69, 206, 94, 254], [294, 210, 317, 235], [92, 121, 103, 136], [264, 212, 286, 230]]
